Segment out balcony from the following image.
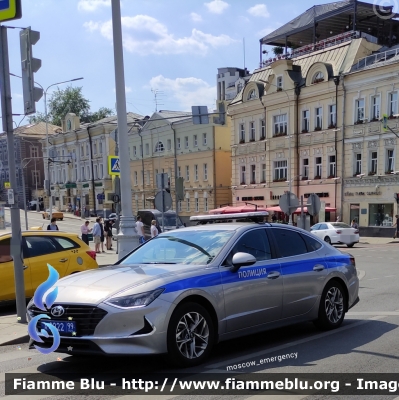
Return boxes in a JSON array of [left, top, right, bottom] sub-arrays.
[[352, 47, 399, 72]]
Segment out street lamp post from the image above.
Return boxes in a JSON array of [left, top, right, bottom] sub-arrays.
[[35, 78, 83, 222]]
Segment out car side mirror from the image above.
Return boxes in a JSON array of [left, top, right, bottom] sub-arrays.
[[230, 252, 256, 273]]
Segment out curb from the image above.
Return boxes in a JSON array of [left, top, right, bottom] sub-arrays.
[[0, 335, 29, 346]]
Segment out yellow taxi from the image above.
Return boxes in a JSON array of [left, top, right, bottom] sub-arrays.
[[0, 231, 98, 302], [42, 209, 64, 221]]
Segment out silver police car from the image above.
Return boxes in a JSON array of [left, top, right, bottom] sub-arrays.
[[27, 213, 359, 366]]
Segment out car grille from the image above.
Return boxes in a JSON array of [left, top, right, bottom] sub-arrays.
[[29, 304, 107, 336]]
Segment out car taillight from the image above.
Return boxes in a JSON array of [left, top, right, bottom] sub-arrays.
[[86, 250, 96, 260], [336, 230, 342, 234], [350, 256, 356, 267]]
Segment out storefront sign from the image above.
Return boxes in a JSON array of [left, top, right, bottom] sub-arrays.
[[345, 191, 381, 196]]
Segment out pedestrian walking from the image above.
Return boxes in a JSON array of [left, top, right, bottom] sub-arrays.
[[351, 219, 358, 229], [136, 215, 145, 244], [151, 220, 159, 238], [104, 219, 113, 250], [81, 220, 92, 245], [92, 218, 102, 253], [47, 217, 59, 231], [393, 215, 399, 239], [99, 217, 105, 252]]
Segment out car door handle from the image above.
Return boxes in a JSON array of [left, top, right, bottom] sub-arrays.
[[313, 264, 325, 272], [267, 271, 280, 279], [59, 258, 68, 263], [23, 265, 28, 270]]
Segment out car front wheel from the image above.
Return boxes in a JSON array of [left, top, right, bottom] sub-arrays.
[[314, 280, 346, 330], [167, 302, 214, 367], [324, 236, 332, 245]]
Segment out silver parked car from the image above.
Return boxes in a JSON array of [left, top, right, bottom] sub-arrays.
[[27, 214, 359, 366]]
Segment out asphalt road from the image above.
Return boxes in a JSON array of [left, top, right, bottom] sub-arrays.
[[2, 215, 399, 399]]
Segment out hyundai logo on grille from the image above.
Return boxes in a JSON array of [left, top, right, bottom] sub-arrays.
[[51, 305, 65, 317]]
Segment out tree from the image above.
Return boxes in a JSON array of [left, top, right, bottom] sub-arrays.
[[28, 86, 113, 126]]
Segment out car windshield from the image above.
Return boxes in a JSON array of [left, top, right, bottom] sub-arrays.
[[331, 223, 351, 228], [120, 230, 234, 265], [155, 214, 183, 227]]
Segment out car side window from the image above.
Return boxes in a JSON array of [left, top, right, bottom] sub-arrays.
[[25, 236, 59, 258], [272, 228, 308, 258], [0, 238, 12, 263], [52, 237, 79, 250], [319, 223, 328, 230], [225, 229, 271, 265], [302, 234, 322, 252], [311, 224, 320, 231]]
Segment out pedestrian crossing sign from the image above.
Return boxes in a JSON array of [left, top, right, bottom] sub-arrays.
[[108, 156, 120, 176]]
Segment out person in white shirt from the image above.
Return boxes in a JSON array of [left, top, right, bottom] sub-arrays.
[[150, 220, 159, 238], [80, 221, 92, 245], [136, 216, 145, 244]]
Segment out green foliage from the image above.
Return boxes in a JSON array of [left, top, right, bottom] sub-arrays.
[[272, 46, 284, 55], [28, 86, 113, 127]]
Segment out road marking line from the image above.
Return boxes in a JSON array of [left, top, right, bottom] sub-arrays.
[[207, 317, 384, 369]]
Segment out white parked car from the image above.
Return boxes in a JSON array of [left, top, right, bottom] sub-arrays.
[[310, 222, 359, 248]]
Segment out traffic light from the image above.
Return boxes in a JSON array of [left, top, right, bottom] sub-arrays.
[[382, 114, 389, 132], [19, 27, 43, 115]]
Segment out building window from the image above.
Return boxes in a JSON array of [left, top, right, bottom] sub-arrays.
[[354, 153, 362, 175], [386, 149, 394, 173], [86, 143, 89, 156], [145, 170, 150, 185], [203, 133, 207, 146], [94, 165, 98, 179], [178, 166, 181, 178], [81, 145, 84, 156], [155, 141, 164, 152], [370, 151, 378, 175], [328, 155, 336, 177], [193, 135, 198, 147], [250, 165, 256, 184], [145, 143, 149, 155], [32, 170, 40, 185], [194, 164, 198, 181], [240, 166, 246, 184], [134, 171, 138, 185], [203, 163, 208, 180], [302, 158, 309, 178], [204, 197, 208, 211], [86, 166, 90, 180], [81, 167, 85, 181], [312, 71, 324, 84], [177, 138, 181, 149], [273, 160, 287, 181], [167, 139, 171, 150], [139, 144, 143, 156], [185, 165, 189, 181], [261, 163, 266, 183], [195, 198, 199, 212], [276, 76, 283, 89], [388, 92, 398, 116], [302, 110, 309, 132], [355, 98, 365, 123], [99, 164, 103, 178], [30, 146, 38, 158], [369, 203, 393, 226], [249, 122, 255, 141], [371, 95, 380, 120], [133, 146, 137, 156], [74, 165, 77, 181], [93, 142, 97, 155], [315, 107, 323, 130], [155, 169, 158, 177], [328, 104, 336, 128], [273, 114, 287, 136], [99, 141, 103, 154], [178, 200, 182, 212], [315, 157, 322, 178], [186, 198, 190, 211], [185, 136, 189, 148], [247, 89, 256, 100], [260, 120, 265, 139], [239, 123, 245, 143]]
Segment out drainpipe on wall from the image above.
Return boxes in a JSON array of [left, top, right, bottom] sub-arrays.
[[340, 74, 346, 219], [87, 126, 97, 217], [295, 83, 301, 196], [170, 122, 180, 227], [333, 76, 340, 214], [139, 130, 145, 208], [213, 126, 217, 210]]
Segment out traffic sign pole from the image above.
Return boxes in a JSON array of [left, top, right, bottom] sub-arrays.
[[0, 26, 26, 323]]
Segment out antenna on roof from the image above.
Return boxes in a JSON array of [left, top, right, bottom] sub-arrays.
[[151, 88, 165, 112]]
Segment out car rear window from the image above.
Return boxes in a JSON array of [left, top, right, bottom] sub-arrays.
[[331, 223, 351, 228], [302, 234, 322, 252]]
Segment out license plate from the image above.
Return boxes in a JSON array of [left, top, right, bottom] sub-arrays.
[[41, 320, 76, 335]]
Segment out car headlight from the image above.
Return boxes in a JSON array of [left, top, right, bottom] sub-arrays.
[[105, 288, 164, 309]]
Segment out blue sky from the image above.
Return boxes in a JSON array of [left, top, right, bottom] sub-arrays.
[[7, 0, 395, 125]]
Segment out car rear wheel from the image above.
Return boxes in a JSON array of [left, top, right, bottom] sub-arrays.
[[324, 236, 331, 245], [314, 280, 346, 330], [347, 243, 355, 248], [167, 302, 214, 367]]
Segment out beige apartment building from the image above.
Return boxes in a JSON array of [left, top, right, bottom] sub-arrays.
[[128, 108, 231, 225], [226, 0, 399, 232]]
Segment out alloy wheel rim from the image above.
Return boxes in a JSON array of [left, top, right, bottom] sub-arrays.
[[325, 237, 331, 244], [324, 287, 344, 323], [175, 311, 209, 359]]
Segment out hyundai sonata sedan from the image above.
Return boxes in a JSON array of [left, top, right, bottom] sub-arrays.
[[27, 218, 359, 366]]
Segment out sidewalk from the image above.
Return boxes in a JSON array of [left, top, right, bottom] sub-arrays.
[[0, 315, 28, 346]]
